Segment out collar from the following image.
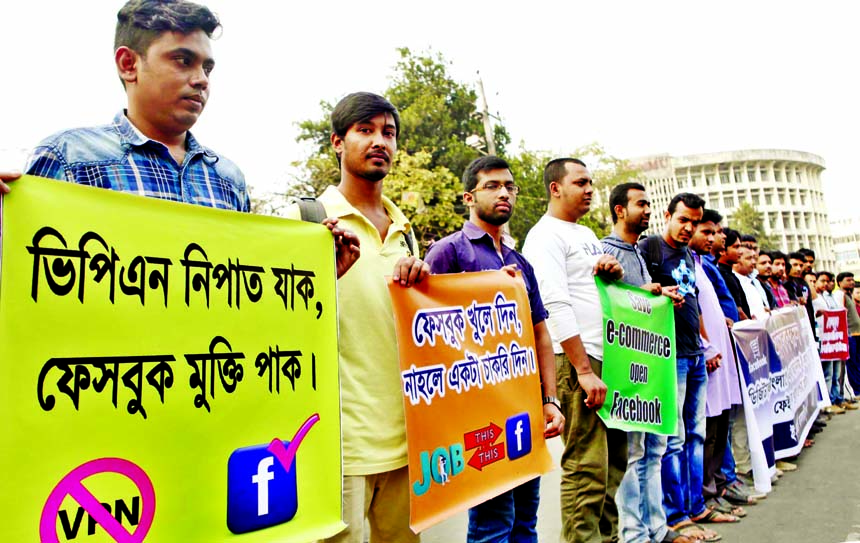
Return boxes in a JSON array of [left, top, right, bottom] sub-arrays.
[[462, 221, 511, 253], [319, 185, 412, 232], [112, 110, 207, 158], [603, 231, 636, 249]]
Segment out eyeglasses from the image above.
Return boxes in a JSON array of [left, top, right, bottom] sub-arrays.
[[470, 181, 520, 195]]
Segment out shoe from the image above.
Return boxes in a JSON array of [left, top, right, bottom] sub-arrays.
[[825, 405, 846, 414], [813, 419, 827, 428], [709, 496, 747, 517], [810, 425, 822, 434], [670, 521, 722, 542], [775, 468, 784, 477], [735, 480, 767, 500], [724, 483, 758, 504], [840, 402, 859, 410], [776, 460, 797, 472]]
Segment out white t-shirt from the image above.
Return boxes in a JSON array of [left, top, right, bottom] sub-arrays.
[[522, 215, 605, 359]]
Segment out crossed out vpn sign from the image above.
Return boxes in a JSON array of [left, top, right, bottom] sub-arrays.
[[40, 458, 155, 543]]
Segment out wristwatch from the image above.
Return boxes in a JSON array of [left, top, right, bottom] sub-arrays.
[[543, 396, 561, 410]]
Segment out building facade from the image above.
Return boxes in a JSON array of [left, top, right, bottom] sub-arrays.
[[630, 149, 835, 271], [830, 216, 860, 277]]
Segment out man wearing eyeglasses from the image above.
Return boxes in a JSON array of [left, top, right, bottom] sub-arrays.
[[424, 155, 564, 542]]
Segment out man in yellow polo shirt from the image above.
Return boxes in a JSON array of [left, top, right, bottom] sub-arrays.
[[288, 91, 429, 542]]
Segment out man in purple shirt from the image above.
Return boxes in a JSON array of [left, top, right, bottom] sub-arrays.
[[425, 155, 564, 543]]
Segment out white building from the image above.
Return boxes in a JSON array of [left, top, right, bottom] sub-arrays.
[[829, 216, 860, 277], [630, 149, 834, 271]]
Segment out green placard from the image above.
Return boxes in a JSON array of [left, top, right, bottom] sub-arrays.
[[595, 276, 678, 435]]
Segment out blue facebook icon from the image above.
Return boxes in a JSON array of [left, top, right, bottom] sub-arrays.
[[227, 441, 298, 534], [505, 413, 532, 460]]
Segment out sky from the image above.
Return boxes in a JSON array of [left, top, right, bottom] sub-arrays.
[[2, 1, 858, 218]]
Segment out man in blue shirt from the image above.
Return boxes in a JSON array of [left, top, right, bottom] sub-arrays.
[[0, 0, 359, 276], [425, 155, 564, 543], [27, 0, 249, 211]]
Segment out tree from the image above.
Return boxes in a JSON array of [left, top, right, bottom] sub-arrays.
[[728, 201, 778, 250], [286, 49, 514, 247], [507, 144, 642, 246]]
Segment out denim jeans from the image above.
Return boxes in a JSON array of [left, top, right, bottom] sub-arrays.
[[830, 360, 846, 404], [662, 354, 707, 526], [617, 431, 669, 543], [467, 477, 540, 543]]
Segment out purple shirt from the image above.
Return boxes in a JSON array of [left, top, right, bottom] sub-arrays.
[[425, 221, 548, 326]]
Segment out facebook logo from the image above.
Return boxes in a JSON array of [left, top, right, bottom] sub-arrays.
[[227, 441, 298, 534], [505, 413, 532, 460]]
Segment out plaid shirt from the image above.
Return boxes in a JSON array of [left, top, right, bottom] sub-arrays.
[[26, 111, 250, 212], [768, 278, 792, 308]]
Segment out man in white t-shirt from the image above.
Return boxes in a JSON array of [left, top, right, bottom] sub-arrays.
[[522, 158, 624, 543]]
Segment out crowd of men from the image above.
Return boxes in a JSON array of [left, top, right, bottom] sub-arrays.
[[2, 2, 857, 543]]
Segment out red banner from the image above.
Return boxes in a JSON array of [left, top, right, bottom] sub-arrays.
[[820, 308, 850, 361]]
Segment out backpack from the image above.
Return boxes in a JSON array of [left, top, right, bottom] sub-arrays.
[[295, 196, 416, 256], [641, 234, 664, 281]]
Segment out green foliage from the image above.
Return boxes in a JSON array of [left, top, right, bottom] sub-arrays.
[[507, 143, 642, 246], [728, 201, 778, 251], [384, 152, 463, 247]]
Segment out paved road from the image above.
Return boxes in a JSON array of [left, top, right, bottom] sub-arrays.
[[423, 409, 860, 543]]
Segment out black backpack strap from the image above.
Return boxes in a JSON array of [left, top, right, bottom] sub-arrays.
[[295, 197, 327, 224], [644, 235, 663, 279], [403, 230, 416, 257]]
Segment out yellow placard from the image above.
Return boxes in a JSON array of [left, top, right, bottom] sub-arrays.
[[0, 176, 343, 542], [387, 271, 553, 533]]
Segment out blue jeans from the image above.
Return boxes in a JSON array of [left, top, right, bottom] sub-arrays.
[[662, 354, 707, 526], [467, 477, 540, 543], [617, 431, 669, 543], [830, 360, 846, 404]]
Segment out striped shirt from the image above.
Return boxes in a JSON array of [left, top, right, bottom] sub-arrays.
[[26, 111, 249, 212]]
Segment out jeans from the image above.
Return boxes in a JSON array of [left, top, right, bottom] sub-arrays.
[[830, 360, 846, 404], [556, 354, 628, 543], [617, 431, 669, 543], [720, 409, 738, 485], [662, 354, 707, 526], [467, 477, 540, 543]]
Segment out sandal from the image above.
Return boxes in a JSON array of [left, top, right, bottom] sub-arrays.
[[707, 497, 746, 518], [661, 528, 695, 542], [691, 507, 740, 524], [670, 520, 722, 542]]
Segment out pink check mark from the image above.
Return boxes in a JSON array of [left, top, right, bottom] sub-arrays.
[[267, 413, 320, 473]]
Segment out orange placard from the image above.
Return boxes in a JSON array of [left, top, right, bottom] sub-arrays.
[[387, 270, 554, 533]]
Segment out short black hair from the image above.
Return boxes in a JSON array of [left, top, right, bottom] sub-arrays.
[[331, 92, 401, 140], [816, 270, 834, 281], [115, 0, 220, 54], [740, 234, 758, 244], [837, 271, 855, 283], [798, 248, 816, 260], [701, 208, 723, 225], [667, 192, 705, 215], [770, 250, 787, 264], [543, 158, 587, 197], [462, 155, 511, 192], [723, 227, 740, 248], [788, 251, 806, 263], [608, 182, 646, 223]]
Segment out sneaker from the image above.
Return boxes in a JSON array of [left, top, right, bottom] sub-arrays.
[[776, 460, 797, 472], [840, 402, 859, 410], [824, 405, 846, 414]]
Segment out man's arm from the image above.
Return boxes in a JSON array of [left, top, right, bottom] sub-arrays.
[[534, 321, 564, 437], [321, 218, 360, 278], [594, 254, 624, 281], [559, 335, 607, 409]]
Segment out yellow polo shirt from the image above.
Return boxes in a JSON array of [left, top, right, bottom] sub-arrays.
[[287, 186, 415, 475]]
